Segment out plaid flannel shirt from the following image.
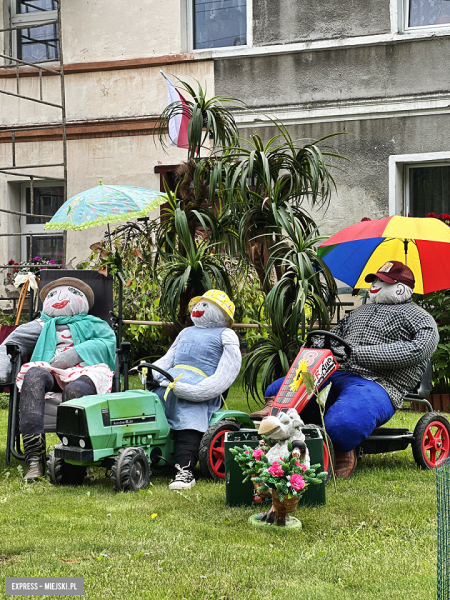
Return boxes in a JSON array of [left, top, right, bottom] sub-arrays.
[[315, 300, 439, 409]]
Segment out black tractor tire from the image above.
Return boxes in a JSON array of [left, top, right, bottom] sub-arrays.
[[111, 447, 151, 492], [47, 450, 88, 486], [199, 420, 240, 481], [412, 412, 450, 470], [305, 424, 335, 485]]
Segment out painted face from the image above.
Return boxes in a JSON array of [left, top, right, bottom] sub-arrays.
[[191, 299, 230, 328], [43, 285, 89, 317], [368, 277, 413, 305]]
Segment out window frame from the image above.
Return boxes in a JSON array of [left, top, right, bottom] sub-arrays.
[[10, 1, 59, 63], [186, 0, 253, 52], [19, 181, 63, 262], [389, 152, 450, 216], [404, 161, 450, 217], [403, 0, 450, 32]]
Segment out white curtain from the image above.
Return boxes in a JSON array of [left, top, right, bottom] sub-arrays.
[[409, 0, 450, 27]]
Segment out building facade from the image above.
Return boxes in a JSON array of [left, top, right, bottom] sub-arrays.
[[0, 0, 449, 273]]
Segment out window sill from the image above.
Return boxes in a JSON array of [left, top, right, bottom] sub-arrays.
[[191, 27, 450, 61]]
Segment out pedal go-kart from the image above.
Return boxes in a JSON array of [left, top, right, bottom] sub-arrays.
[[301, 331, 450, 471], [254, 329, 450, 474], [48, 362, 255, 491]]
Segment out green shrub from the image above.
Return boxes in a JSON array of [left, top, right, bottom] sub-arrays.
[[415, 290, 450, 393]]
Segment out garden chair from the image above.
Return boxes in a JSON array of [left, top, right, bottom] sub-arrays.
[[4, 269, 130, 465]]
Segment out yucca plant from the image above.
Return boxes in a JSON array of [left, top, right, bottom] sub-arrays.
[[154, 78, 244, 160], [155, 205, 233, 326], [243, 204, 337, 401]]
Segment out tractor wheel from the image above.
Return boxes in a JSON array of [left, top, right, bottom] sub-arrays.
[[305, 424, 335, 485], [199, 420, 240, 481], [111, 447, 151, 492], [412, 412, 450, 469], [47, 451, 87, 486]]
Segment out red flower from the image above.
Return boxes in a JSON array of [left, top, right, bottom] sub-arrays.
[[361, 217, 371, 222], [8, 259, 14, 265], [426, 212, 437, 218]]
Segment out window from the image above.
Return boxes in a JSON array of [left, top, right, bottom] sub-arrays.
[[405, 0, 450, 29], [20, 182, 64, 262], [405, 164, 450, 217], [193, 0, 247, 50], [10, 0, 59, 62]]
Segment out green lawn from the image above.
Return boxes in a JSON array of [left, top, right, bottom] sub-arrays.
[[0, 374, 442, 599]]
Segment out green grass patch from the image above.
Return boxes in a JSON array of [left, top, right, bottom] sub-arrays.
[[0, 376, 441, 599]]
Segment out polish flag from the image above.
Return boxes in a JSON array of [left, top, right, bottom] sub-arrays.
[[160, 70, 189, 149]]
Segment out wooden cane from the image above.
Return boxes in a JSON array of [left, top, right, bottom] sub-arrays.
[[15, 280, 29, 326]]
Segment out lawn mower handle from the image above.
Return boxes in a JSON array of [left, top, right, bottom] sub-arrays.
[[134, 363, 175, 383], [305, 330, 352, 358]]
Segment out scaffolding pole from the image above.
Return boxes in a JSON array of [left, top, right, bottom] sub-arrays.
[[0, 0, 67, 265]]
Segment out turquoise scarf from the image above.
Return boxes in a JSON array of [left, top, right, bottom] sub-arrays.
[[31, 313, 116, 371]]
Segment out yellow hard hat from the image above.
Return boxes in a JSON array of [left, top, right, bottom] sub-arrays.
[[189, 289, 235, 327]]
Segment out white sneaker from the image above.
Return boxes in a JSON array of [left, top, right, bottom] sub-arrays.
[[169, 464, 196, 490]]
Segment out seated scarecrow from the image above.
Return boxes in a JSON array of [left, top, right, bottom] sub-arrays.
[[152, 290, 242, 491], [0, 277, 116, 481], [252, 261, 439, 478]]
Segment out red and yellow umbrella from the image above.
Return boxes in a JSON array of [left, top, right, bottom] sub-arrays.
[[318, 216, 450, 294]]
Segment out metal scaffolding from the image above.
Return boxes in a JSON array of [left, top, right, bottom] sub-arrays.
[[0, 0, 67, 264]]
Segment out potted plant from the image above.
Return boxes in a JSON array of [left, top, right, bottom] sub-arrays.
[[250, 442, 326, 527]]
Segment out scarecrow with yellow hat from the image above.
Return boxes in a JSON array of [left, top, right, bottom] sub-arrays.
[[0, 277, 116, 482], [151, 289, 242, 490]]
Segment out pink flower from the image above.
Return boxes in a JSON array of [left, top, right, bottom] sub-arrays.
[[290, 474, 305, 491], [295, 461, 307, 471], [244, 450, 249, 454], [268, 461, 285, 477], [252, 449, 265, 460]]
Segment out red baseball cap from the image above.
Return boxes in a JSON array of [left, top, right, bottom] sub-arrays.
[[365, 260, 415, 290]]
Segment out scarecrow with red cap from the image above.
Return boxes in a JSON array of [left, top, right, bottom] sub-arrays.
[[258, 261, 439, 478], [151, 290, 242, 490], [0, 277, 116, 481]]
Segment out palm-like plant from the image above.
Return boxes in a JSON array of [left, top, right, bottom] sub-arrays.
[[155, 78, 244, 160], [155, 205, 232, 326], [196, 124, 345, 290], [152, 82, 345, 400], [242, 205, 337, 400]]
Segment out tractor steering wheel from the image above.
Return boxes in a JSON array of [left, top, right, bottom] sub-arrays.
[[304, 330, 352, 358], [134, 362, 174, 391]]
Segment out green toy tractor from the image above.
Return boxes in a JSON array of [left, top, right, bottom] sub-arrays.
[[47, 363, 255, 491]]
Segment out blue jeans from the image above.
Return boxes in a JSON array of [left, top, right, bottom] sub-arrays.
[[265, 370, 395, 452]]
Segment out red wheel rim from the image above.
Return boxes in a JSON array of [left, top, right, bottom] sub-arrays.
[[422, 421, 450, 468], [209, 429, 232, 478], [322, 441, 329, 472]]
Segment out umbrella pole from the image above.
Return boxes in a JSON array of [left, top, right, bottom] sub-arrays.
[[404, 239, 409, 266], [107, 223, 112, 252]]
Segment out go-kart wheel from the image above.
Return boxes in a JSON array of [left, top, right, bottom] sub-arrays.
[[199, 420, 240, 481], [305, 424, 335, 485], [47, 450, 88, 486], [111, 447, 151, 492], [412, 412, 450, 469]]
